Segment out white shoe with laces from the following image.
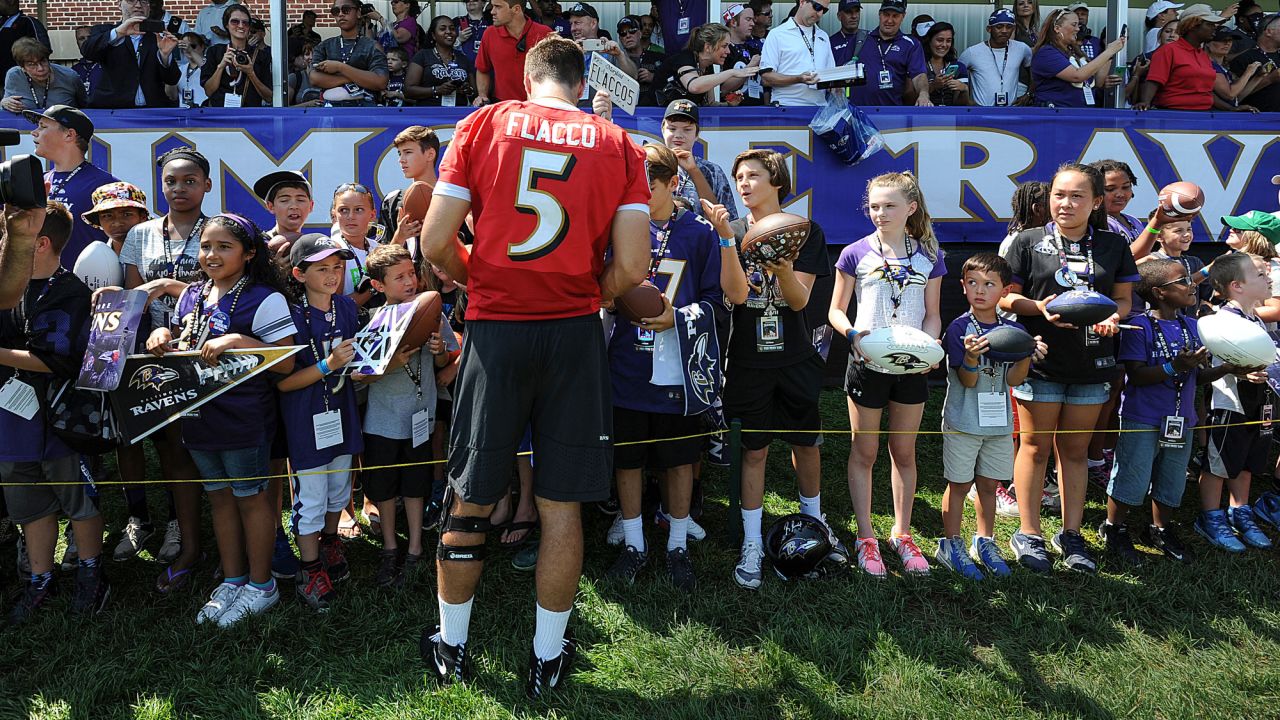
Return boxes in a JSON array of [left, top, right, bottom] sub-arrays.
[[196, 582, 243, 625], [216, 582, 279, 628]]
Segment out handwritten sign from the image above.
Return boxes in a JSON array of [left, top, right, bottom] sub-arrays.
[[587, 52, 640, 115]]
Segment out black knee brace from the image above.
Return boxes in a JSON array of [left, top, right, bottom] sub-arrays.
[[436, 489, 493, 562]]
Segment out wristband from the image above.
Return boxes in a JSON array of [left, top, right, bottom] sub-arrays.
[[1162, 361, 1175, 377], [961, 362, 980, 373], [1200, 266, 1210, 279], [719, 236, 735, 248], [845, 329, 858, 345], [1147, 226, 1162, 234], [317, 358, 331, 376]]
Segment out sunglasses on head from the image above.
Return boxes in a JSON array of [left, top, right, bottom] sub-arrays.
[[330, 5, 358, 15], [335, 182, 372, 196]]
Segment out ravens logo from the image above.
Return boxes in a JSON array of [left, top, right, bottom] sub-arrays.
[[129, 365, 180, 391], [883, 352, 929, 371]]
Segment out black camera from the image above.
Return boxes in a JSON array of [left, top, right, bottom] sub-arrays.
[[0, 129, 46, 210], [140, 19, 166, 33], [233, 49, 250, 64]]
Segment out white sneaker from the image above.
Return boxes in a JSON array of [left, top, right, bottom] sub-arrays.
[[969, 484, 1019, 517], [657, 510, 706, 542], [196, 582, 243, 625], [113, 516, 153, 561], [157, 519, 182, 563], [216, 582, 279, 628], [733, 541, 764, 590], [606, 514, 624, 546]]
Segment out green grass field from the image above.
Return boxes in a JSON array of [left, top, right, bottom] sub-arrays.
[[3, 389, 1280, 720]]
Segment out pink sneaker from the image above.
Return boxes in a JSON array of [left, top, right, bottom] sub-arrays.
[[854, 537, 886, 578], [890, 534, 931, 574]]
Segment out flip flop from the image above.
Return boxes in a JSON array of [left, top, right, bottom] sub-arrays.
[[156, 565, 194, 594], [501, 520, 539, 549]]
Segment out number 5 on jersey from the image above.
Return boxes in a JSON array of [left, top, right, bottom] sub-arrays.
[[509, 149, 577, 261]]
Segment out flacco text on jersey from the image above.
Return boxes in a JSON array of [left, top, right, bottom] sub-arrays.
[[504, 113, 599, 148]]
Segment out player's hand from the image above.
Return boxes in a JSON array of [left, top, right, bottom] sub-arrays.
[[146, 328, 174, 356], [200, 334, 238, 366], [700, 199, 733, 238], [326, 338, 356, 370], [1172, 346, 1209, 372], [1036, 295, 1077, 329], [1091, 313, 1120, 337], [671, 147, 697, 173], [636, 295, 675, 333], [592, 89, 614, 120], [1031, 335, 1048, 362], [962, 333, 990, 359]]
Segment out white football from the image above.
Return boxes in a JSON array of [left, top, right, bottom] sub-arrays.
[[73, 241, 123, 291], [1198, 311, 1277, 368], [860, 326, 944, 375]]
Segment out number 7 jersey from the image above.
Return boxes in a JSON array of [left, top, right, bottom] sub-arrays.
[[435, 98, 651, 321]]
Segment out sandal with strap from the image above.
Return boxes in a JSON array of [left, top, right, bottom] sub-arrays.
[[500, 520, 539, 549], [156, 564, 195, 594]]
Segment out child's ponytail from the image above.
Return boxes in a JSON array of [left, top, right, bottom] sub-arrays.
[[866, 171, 938, 261]]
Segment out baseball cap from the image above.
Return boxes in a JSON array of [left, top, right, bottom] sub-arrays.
[[1145, 1, 1183, 20], [838, 0, 862, 10], [663, 98, 699, 125], [254, 170, 312, 202], [1211, 24, 1244, 41], [1222, 211, 1280, 245], [568, 2, 598, 19], [289, 233, 355, 268], [1179, 3, 1227, 22], [22, 104, 94, 141], [81, 182, 149, 228], [722, 3, 746, 22], [880, 0, 906, 13], [988, 8, 1015, 25], [1066, 2, 1089, 11], [617, 15, 641, 31]]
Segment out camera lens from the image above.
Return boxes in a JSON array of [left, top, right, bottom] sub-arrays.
[[0, 154, 48, 210], [234, 50, 249, 64]]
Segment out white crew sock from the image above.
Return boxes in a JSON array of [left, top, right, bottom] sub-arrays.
[[532, 603, 572, 662], [742, 506, 763, 546], [666, 514, 689, 551], [799, 492, 821, 519], [621, 515, 645, 552], [438, 595, 473, 647], [1088, 458, 1105, 468]]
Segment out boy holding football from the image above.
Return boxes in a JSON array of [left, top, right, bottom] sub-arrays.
[[255, 170, 315, 257]]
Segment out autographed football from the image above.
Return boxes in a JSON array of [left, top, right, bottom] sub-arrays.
[[1198, 311, 1276, 368], [73, 241, 124, 291], [1045, 290, 1118, 326], [982, 325, 1037, 363], [396, 291, 443, 352], [615, 281, 666, 323], [1158, 181, 1205, 220], [860, 326, 944, 375], [741, 213, 810, 265], [400, 181, 432, 225]]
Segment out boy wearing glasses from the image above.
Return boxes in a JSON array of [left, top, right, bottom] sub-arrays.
[[309, 0, 389, 102]]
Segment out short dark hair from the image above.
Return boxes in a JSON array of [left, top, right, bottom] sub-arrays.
[[961, 252, 1012, 286], [387, 47, 410, 62], [393, 125, 440, 153], [303, 9, 317, 18], [1136, 258, 1182, 303], [1210, 251, 1259, 297], [366, 244, 415, 282], [40, 201, 73, 254], [524, 35, 585, 87], [1089, 159, 1139, 187], [732, 149, 791, 203], [222, 3, 251, 30]]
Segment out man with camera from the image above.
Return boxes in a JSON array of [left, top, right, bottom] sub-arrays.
[[309, 0, 389, 104], [567, 3, 636, 105], [82, 0, 181, 108]]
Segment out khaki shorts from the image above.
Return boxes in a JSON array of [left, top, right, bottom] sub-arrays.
[[942, 429, 1015, 484], [1, 455, 99, 525]]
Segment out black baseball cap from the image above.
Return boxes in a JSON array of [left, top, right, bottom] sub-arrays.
[[568, 2, 598, 18], [618, 15, 641, 31], [838, 0, 862, 10], [22, 104, 94, 141], [289, 233, 354, 268], [880, 0, 907, 13], [663, 99, 699, 125], [254, 170, 312, 202]]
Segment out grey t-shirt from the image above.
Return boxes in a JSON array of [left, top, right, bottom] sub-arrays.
[[941, 314, 1022, 436], [3, 64, 85, 111], [363, 344, 437, 439], [312, 36, 389, 83], [119, 216, 205, 328]]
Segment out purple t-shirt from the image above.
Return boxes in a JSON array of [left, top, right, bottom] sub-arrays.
[[657, 0, 707, 58], [1118, 313, 1201, 427], [1030, 46, 1091, 107], [45, 160, 118, 268], [849, 31, 928, 107], [279, 294, 364, 470]]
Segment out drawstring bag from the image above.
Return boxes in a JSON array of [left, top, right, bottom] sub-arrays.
[[45, 380, 119, 455], [809, 91, 884, 166]]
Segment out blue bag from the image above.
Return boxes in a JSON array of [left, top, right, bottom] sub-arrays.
[[809, 91, 884, 166]]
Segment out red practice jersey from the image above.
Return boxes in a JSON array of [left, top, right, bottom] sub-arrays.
[[436, 98, 650, 321]]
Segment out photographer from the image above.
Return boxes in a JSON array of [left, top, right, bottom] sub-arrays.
[[175, 31, 209, 107], [201, 4, 271, 107], [568, 2, 637, 105], [3, 39, 85, 113], [82, 0, 180, 108], [1231, 11, 1280, 111]]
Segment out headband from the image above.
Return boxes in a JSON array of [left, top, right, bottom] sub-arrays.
[[214, 212, 261, 243], [157, 147, 211, 176]]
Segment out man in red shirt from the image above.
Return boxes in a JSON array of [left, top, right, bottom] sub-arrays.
[[1135, 8, 1227, 110], [473, 0, 555, 104], [420, 34, 650, 698]]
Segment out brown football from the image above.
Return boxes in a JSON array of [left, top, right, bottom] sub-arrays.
[[1158, 181, 1205, 219], [741, 212, 811, 264], [396, 291, 443, 352], [615, 281, 666, 323], [400, 181, 432, 225]]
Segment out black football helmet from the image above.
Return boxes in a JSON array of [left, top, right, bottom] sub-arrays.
[[764, 514, 833, 581]]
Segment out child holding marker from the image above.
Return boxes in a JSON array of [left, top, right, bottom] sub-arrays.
[[937, 253, 1044, 580]]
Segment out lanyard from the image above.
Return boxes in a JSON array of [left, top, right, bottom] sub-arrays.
[[21, 268, 67, 337], [403, 352, 423, 401], [877, 233, 914, 319], [965, 311, 1005, 391], [987, 43, 1010, 85], [161, 215, 206, 280], [1146, 313, 1192, 415], [180, 276, 247, 350], [302, 294, 342, 410], [1045, 222, 1095, 290], [797, 23, 817, 63], [648, 205, 679, 282], [337, 37, 353, 63], [47, 162, 85, 200], [875, 33, 894, 68], [25, 71, 49, 108]]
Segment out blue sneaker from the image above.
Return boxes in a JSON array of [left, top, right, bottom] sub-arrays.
[[969, 535, 1012, 577], [271, 528, 300, 580], [1194, 509, 1246, 552], [1228, 505, 1272, 549], [1253, 491, 1280, 528], [935, 536, 984, 581]]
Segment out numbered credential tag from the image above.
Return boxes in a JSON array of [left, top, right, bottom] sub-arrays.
[[977, 391, 1008, 428], [313, 410, 343, 450], [0, 378, 38, 420], [412, 408, 433, 448]]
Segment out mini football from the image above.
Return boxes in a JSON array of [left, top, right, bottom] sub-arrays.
[[860, 326, 944, 375], [1045, 290, 1117, 326], [982, 324, 1036, 363], [73, 241, 123, 291], [615, 281, 666, 323], [400, 181, 432, 225], [1198, 311, 1276, 368], [741, 213, 810, 265], [396, 291, 443, 352], [1158, 181, 1205, 219]]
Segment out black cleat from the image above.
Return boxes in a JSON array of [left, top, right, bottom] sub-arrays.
[[526, 631, 576, 700], [605, 545, 647, 584], [70, 563, 111, 615], [421, 625, 471, 685], [1146, 523, 1192, 563]]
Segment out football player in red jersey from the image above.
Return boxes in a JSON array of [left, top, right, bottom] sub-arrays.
[[418, 34, 650, 698]]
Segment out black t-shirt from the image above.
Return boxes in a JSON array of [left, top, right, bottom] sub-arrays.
[[408, 47, 475, 106], [201, 45, 272, 107], [1231, 47, 1280, 112], [725, 41, 765, 106], [1001, 226, 1139, 384], [0, 271, 91, 387], [726, 218, 831, 369], [627, 47, 667, 106], [656, 49, 711, 105]]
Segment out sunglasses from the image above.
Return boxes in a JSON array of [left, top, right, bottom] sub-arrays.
[[330, 5, 358, 15], [619, 27, 640, 35], [334, 182, 372, 196], [810, 0, 828, 12], [1157, 275, 1193, 288], [227, 17, 250, 26]]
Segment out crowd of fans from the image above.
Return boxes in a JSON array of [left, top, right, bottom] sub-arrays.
[[0, 0, 1277, 112]]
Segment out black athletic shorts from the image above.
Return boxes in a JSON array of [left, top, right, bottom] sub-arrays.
[[1203, 408, 1269, 480], [613, 407, 703, 470], [845, 360, 929, 409], [723, 354, 824, 451], [363, 433, 432, 502], [449, 314, 612, 505]]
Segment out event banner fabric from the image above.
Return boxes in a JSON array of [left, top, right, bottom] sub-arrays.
[[2, 108, 1275, 244]]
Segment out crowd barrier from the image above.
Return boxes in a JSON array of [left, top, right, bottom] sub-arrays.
[[1, 107, 1276, 245]]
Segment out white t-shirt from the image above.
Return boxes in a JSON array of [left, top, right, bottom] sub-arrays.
[[120, 216, 205, 328], [331, 234, 380, 296], [958, 40, 1032, 106], [760, 18, 834, 106], [177, 59, 210, 108]]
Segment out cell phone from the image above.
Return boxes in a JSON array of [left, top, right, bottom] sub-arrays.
[[944, 63, 959, 77], [140, 19, 165, 34], [167, 16, 182, 35], [1120, 24, 1128, 37], [582, 38, 605, 52]]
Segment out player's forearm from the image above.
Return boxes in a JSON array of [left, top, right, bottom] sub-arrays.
[[0, 228, 36, 310], [0, 348, 51, 373]]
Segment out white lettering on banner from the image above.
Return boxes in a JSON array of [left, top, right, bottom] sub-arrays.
[[587, 52, 640, 115], [692, 127, 814, 219], [883, 128, 1035, 223], [1077, 129, 1160, 212], [1143, 131, 1275, 238]]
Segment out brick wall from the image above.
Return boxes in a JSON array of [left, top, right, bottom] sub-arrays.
[[32, 0, 334, 31]]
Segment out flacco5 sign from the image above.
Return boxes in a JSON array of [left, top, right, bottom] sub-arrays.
[[1, 108, 1275, 244]]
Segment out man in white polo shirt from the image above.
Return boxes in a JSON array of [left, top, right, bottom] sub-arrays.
[[760, 0, 834, 106]]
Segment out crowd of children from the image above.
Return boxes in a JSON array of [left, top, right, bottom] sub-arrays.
[[4, 115, 1280, 632]]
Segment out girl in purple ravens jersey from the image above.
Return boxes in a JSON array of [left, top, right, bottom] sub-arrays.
[[146, 214, 298, 627]]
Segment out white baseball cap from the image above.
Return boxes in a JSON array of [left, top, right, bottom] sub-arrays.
[[1146, 1, 1183, 19]]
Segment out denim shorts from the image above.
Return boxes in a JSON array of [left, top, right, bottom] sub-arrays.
[[189, 443, 272, 498], [1107, 418, 1192, 508], [1012, 378, 1110, 405]]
